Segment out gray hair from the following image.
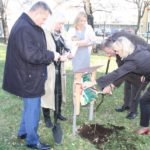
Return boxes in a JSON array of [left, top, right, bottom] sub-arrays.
[[112, 36, 135, 59], [52, 13, 66, 24], [30, 1, 52, 14]]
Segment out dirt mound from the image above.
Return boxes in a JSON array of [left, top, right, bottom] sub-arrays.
[[78, 123, 125, 147]]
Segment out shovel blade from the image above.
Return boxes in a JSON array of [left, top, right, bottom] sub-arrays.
[[52, 123, 63, 144]]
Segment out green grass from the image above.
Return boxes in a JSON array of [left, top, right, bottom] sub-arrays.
[[0, 44, 150, 150]]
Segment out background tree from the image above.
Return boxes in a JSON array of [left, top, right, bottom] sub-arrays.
[[81, 0, 113, 28], [0, 0, 34, 43], [83, 0, 116, 29], [54, 0, 95, 28], [126, 0, 150, 34], [83, 0, 94, 28], [0, 0, 9, 43]]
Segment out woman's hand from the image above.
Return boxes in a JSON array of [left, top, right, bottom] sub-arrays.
[[59, 55, 68, 62], [59, 52, 74, 61], [67, 52, 74, 59], [102, 86, 112, 95], [76, 40, 90, 47], [54, 52, 60, 61], [102, 84, 115, 95], [82, 81, 96, 89]]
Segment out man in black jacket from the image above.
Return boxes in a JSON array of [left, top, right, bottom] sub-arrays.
[[100, 31, 148, 119], [2, 2, 60, 150], [84, 36, 150, 135]]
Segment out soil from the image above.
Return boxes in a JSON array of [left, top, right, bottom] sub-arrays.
[[78, 123, 125, 148]]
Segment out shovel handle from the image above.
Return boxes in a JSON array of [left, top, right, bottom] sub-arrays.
[[94, 57, 111, 112]]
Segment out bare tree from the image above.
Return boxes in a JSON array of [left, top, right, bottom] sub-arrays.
[[83, 0, 117, 28], [126, 0, 150, 34], [83, 0, 94, 28], [0, 0, 9, 43], [50, 0, 114, 28], [2, 0, 33, 43], [54, 0, 95, 28]]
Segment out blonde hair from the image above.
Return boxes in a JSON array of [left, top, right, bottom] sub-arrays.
[[112, 36, 135, 59], [73, 11, 87, 29]]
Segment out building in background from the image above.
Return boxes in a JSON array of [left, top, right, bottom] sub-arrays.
[[140, 6, 150, 41]]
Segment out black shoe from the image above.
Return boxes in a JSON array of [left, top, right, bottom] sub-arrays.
[[17, 134, 27, 139], [27, 142, 50, 150], [45, 119, 53, 128], [57, 114, 67, 121], [115, 106, 130, 112], [126, 112, 137, 119]]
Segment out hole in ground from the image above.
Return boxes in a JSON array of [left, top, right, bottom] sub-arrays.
[[78, 123, 125, 148]]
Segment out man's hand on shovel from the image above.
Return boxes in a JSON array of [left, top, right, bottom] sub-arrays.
[[102, 84, 115, 95]]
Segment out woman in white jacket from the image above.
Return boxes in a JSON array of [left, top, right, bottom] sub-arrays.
[[68, 11, 96, 115], [41, 13, 70, 127], [68, 11, 96, 72]]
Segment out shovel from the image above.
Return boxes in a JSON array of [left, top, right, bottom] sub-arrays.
[[95, 56, 111, 112], [52, 113, 63, 145], [52, 66, 63, 144]]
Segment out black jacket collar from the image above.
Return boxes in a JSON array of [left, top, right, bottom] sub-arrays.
[[21, 13, 40, 28]]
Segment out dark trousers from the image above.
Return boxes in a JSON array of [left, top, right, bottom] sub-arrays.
[[114, 73, 147, 113], [140, 87, 150, 127], [123, 81, 141, 113]]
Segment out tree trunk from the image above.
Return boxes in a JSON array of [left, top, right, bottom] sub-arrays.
[[0, 0, 9, 43], [83, 0, 94, 28], [1, 13, 9, 43], [135, 9, 141, 34]]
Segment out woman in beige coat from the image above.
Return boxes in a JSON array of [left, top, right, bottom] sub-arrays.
[[41, 14, 71, 128]]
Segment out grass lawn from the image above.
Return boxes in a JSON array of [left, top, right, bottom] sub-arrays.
[[0, 43, 150, 150]]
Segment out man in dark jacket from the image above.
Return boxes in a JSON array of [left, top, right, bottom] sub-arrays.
[[97, 36, 150, 135], [2, 2, 60, 150], [84, 36, 150, 135], [101, 31, 148, 119]]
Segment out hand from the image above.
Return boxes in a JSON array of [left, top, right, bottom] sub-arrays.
[[72, 41, 79, 47], [82, 81, 96, 89], [67, 52, 74, 59], [102, 85, 113, 95], [59, 55, 68, 62], [54, 52, 60, 61]]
